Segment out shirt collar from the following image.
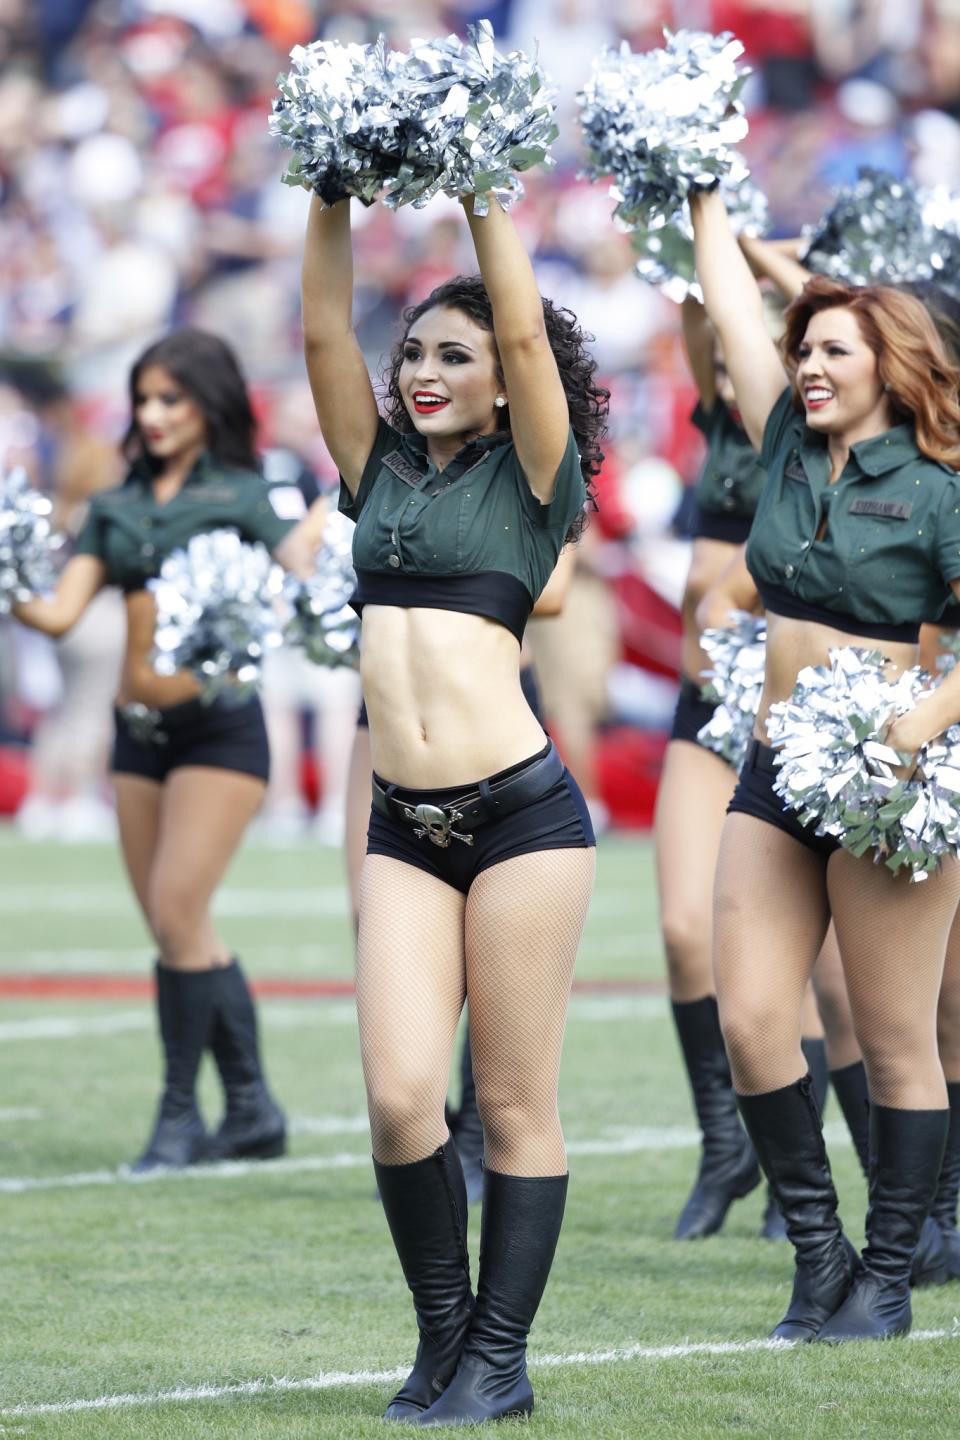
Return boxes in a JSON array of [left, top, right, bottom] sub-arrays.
[[128, 450, 216, 489], [398, 427, 512, 473], [799, 420, 921, 481]]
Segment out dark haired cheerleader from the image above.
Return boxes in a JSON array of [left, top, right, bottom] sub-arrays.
[[13, 328, 325, 1171], [691, 187, 960, 1342], [302, 191, 607, 1423]]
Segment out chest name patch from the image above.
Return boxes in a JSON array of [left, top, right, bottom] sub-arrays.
[[383, 451, 424, 488], [849, 498, 913, 520]]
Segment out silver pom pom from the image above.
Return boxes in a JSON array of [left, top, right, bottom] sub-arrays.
[[0, 467, 63, 613], [578, 30, 755, 300], [149, 530, 291, 704], [283, 511, 360, 668], [270, 20, 557, 214], [767, 646, 960, 881], [801, 167, 960, 295], [697, 613, 766, 769]]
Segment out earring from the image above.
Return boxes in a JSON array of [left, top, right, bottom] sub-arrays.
[[883, 382, 892, 393], [494, 396, 507, 409]]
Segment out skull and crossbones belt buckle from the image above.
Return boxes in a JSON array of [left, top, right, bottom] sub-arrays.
[[401, 802, 473, 848]]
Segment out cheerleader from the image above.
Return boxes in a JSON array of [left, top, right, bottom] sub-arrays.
[[302, 190, 606, 1422], [691, 186, 960, 1341], [13, 329, 324, 1171]]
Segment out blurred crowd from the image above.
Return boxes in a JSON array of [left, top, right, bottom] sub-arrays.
[[3, 0, 960, 838]]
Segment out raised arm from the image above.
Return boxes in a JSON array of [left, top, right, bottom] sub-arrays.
[[738, 233, 810, 303], [463, 198, 569, 502], [301, 198, 381, 493], [690, 189, 788, 452], [681, 296, 717, 410], [11, 554, 106, 638]]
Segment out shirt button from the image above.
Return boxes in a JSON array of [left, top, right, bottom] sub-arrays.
[[387, 554, 400, 568], [142, 543, 155, 557], [784, 562, 796, 579], [800, 541, 810, 550], [722, 477, 735, 489]]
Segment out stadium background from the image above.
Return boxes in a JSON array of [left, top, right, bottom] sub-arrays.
[[3, 5, 960, 1436]]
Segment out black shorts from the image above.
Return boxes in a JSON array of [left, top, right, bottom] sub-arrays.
[[727, 738, 839, 859], [366, 744, 595, 894], [357, 662, 547, 733], [670, 676, 719, 746], [111, 695, 270, 784]]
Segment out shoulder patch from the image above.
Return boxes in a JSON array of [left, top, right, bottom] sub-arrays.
[[383, 450, 424, 488], [187, 485, 238, 503]]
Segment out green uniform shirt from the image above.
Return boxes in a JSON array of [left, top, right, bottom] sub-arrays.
[[339, 418, 585, 605], [74, 453, 297, 591], [746, 387, 960, 633], [691, 397, 766, 542]]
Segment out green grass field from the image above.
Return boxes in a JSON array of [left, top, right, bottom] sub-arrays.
[[1, 830, 958, 1439]]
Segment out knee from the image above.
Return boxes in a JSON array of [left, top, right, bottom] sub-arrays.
[[718, 996, 789, 1090], [365, 1063, 442, 1147], [147, 877, 202, 957], [660, 899, 711, 975], [474, 1078, 555, 1151], [857, 1020, 937, 1099]]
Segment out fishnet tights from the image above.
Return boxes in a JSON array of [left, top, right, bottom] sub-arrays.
[[714, 813, 960, 1108], [356, 849, 595, 1173]]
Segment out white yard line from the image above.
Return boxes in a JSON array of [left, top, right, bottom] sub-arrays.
[[0, 886, 349, 917], [0, 1107, 40, 1122], [0, 1123, 851, 1196], [2, 1329, 956, 1419]]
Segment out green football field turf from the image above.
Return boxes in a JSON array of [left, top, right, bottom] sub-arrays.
[[1, 829, 958, 1439]]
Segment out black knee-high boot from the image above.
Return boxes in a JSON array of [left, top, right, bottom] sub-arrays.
[[449, 1028, 484, 1206], [829, 1061, 870, 1173], [932, 1082, 960, 1279], [373, 1141, 474, 1420], [416, 1169, 568, 1426], [671, 997, 760, 1239], [818, 1105, 949, 1341], [737, 1076, 858, 1342], [132, 962, 214, 1172], [762, 1038, 829, 1241], [829, 1061, 946, 1288], [207, 959, 286, 1161]]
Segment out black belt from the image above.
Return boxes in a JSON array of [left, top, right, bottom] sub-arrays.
[[744, 737, 779, 775], [371, 742, 564, 848]]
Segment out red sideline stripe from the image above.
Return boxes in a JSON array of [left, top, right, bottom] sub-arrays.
[[0, 975, 660, 1002]]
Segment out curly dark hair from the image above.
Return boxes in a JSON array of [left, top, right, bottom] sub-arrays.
[[382, 275, 608, 542]]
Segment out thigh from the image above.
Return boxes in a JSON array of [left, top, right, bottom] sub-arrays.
[[114, 774, 164, 922], [355, 854, 467, 1077], [344, 723, 372, 927], [653, 739, 737, 991], [939, 902, 960, 1080], [713, 813, 831, 1088], [464, 848, 595, 1090], [829, 852, 960, 1049], [150, 766, 266, 916]]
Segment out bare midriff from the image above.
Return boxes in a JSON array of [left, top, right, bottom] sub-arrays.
[[360, 605, 547, 788], [757, 611, 918, 741], [680, 537, 750, 685]]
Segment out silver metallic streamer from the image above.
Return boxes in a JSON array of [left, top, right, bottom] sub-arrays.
[[578, 30, 754, 300], [0, 467, 63, 613], [767, 646, 960, 881], [801, 168, 960, 299], [269, 20, 557, 214], [149, 530, 290, 704], [283, 511, 360, 668], [697, 613, 766, 769]]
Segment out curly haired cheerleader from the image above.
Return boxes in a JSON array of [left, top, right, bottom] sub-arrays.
[[302, 191, 606, 1422], [691, 186, 960, 1343], [13, 330, 323, 1171]]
